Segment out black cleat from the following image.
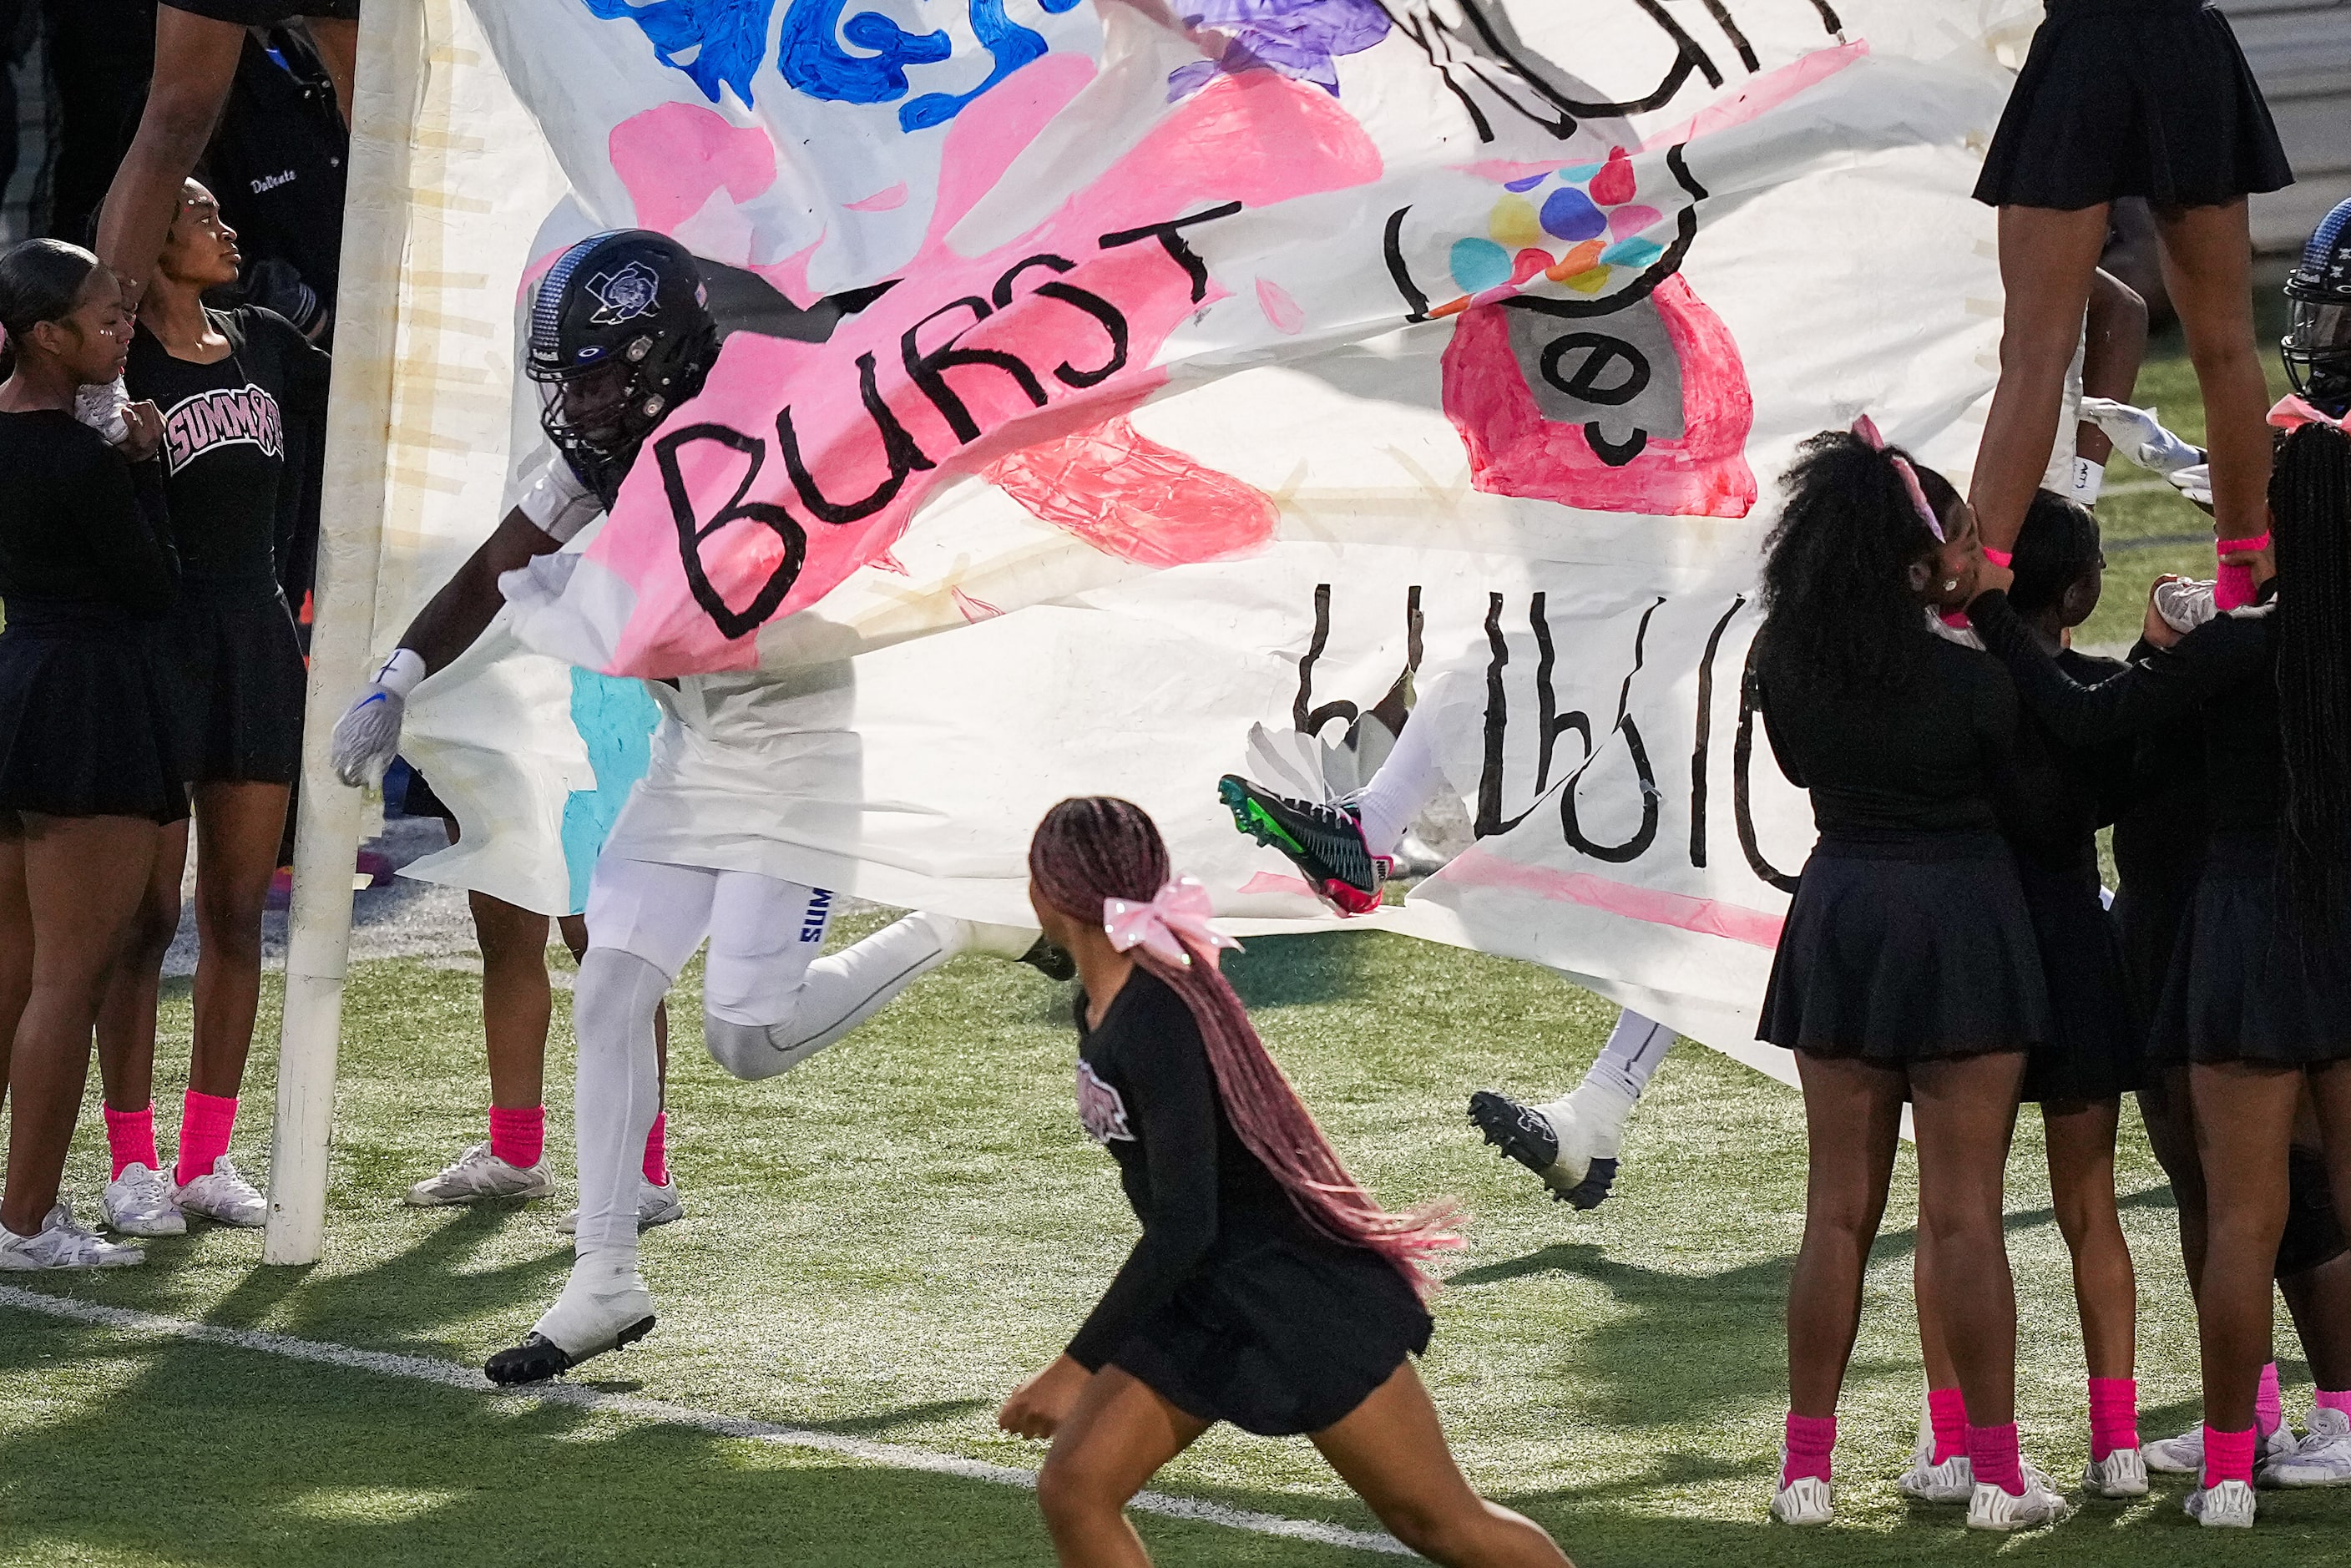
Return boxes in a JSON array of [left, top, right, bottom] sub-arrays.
[[1216, 775, 1386, 915], [1558, 1158, 1617, 1211], [1469, 1090, 1619, 1211], [483, 1317, 655, 1386], [1018, 937, 1076, 982]]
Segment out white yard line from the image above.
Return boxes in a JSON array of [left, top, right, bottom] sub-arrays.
[[0, 1284, 1412, 1557]]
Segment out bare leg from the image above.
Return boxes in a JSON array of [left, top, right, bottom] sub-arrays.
[[1915, 1232, 1959, 1391], [94, 818, 187, 1114], [2280, 1251, 2351, 1392], [1786, 1054, 1906, 1417], [1311, 1362, 1574, 1566], [0, 816, 26, 1113], [1, 815, 159, 1235], [2045, 1097, 2135, 1381], [2189, 1062, 2300, 1432], [1035, 1367, 1211, 1567], [1909, 1054, 2027, 1426], [2151, 200, 2274, 548], [2078, 268, 2149, 467], [187, 782, 290, 1098], [1970, 205, 2114, 554], [2139, 1069, 2207, 1296], [94, 9, 245, 304], [475, 892, 554, 1111]]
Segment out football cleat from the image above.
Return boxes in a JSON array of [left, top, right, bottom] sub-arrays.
[[484, 1321, 655, 1387], [487, 1254, 655, 1386], [1017, 937, 1076, 982], [1467, 1090, 1616, 1208], [1216, 775, 1387, 916]]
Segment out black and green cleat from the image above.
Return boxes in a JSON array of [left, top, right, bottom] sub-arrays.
[[1216, 774, 1387, 916]]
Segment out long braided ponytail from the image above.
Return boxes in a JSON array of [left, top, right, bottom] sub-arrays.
[[2273, 420, 2351, 967], [1029, 797, 1462, 1297]]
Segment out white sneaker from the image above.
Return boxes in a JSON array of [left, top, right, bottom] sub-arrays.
[[2143, 1420, 2297, 1474], [405, 1142, 556, 1207], [1965, 1467, 2074, 1531], [172, 1156, 266, 1227], [557, 1177, 683, 1234], [2261, 1407, 2351, 1488], [1770, 1474, 1833, 1526], [102, 1163, 185, 1237], [2184, 1478, 2257, 1527], [2082, 1447, 2149, 1498], [0, 1202, 144, 1268], [1898, 1453, 1974, 1504]]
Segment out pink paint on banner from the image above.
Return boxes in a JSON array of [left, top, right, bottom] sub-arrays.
[[609, 103, 778, 233], [1238, 871, 1317, 898], [1639, 40, 1870, 152], [982, 413, 1278, 568], [846, 181, 911, 212], [579, 63, 1383, 675], [1431, 846, 1784, 948], [1255, 276, 1306, 334]]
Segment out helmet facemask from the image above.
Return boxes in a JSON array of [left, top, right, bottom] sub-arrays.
[[2283, 297, 2351, 417]]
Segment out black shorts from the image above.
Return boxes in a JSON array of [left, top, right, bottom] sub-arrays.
[[163, 0, 360, 23]]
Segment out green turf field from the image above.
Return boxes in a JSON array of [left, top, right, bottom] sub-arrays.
[[3, 912, 2343, 1566]]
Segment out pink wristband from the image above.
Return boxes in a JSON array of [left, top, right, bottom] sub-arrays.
[[1983, 547, 2013, 568], [2214, 535, 2267, 611]]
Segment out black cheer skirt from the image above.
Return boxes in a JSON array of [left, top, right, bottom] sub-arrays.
[[2018, 854, 2141, 1105], [1110, 1236, 1433, 1438], [2151, 833, 2351, 1066], [0, 603, 189, 823], [1759, 833, 2050, 1062], [1974, 1, 2293, 211], [162, 0, 361, 23], [151, 580, 307, 787]]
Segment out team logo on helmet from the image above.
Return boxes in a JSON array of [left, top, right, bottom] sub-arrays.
[[585, 260, 660, 326]]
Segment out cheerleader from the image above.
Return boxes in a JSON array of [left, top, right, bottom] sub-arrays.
[[1964, 419, 2351, 1528], [0, 240, 178, 1268], [88, 180, 329, 1237], [1755, 425, 2068, 1530], [1000, 797, 1571, 1567], [1970, 1, 2292, 609], [1904, 490, 2146, 1506]]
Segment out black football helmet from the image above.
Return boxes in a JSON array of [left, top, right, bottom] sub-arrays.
[[526, 230, 719, 506], [2283, 195, 2351, 417]]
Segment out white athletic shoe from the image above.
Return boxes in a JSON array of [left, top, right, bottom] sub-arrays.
[[1898, 1453, 1974, 1505], [102, 1163, 185, 1237], [0, 1203, 144, 1269], [2184, 1479, 2257, 1527], [557, 1177, 684, 1234], [1965, 1467, 2073, 1531], [405, 1142, 556, 1207], [2143, 1420, 2297, 1474], [483, 1250, 656, 1386], [2082, 1447, 2149, 1499], [1770, 1473, 1833, 1526], [173, 1156, 265, 1227], [2261, 1408, 2351, 1488]]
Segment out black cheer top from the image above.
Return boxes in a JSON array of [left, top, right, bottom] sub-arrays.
[[2001, 646, 2132, 875], [1969, 589, 2277, 839], [0, 410, 176, 620], [1065, 967, 1327, 1371], [1756, 634, 2023, 842], [127, 306, 329, 589]]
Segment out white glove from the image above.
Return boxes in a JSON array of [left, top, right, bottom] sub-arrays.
[[73, 377, 130, 445], [330, 648, 426, 787], [2166, 463, 2213, 510], [2079, 397, 2202, 476]]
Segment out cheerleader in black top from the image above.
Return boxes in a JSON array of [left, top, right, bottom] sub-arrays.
[[88, 180, 331, 1237], [1907, 491, 2147, 1505], [1753, 426, 2070, 1531], [1969, 2, 2292, 602], [999, 798, 1571, 1568], [1965, 421, 2351, 1526], [0, 240, 179, 1271]]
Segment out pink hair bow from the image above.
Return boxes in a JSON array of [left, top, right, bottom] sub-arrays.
[[1104, 876, 1241, 969], [2271, 393, 2346, 433], [1851, 414, 1945, 542]]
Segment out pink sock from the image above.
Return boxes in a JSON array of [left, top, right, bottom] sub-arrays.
[[1968, 1422, 2025, 1496], [642, 1111, 669, 1187], [2257, 1361, 2284, 1437], [2088, 1377, 2139, 1461], [487, 1104, 545, 1170], [174, 1091, 238, 1188], [1782, 1412, 1834, 1489], [1927, 1387, 1968, 1465], [2202, 1424, 2256, 1489], [2317, 1388, 2351, 1418], [104, 1104, 159, 1179]]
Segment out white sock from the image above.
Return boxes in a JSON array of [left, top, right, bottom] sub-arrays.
[[702, 912, 962, 1080], [570, 948, 670, 1257], [1537, 1010, 1674, 1162], [1350, 709, 1450, 858]]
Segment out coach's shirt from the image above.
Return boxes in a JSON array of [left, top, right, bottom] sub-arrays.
[[127, 307, 330, 589]]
